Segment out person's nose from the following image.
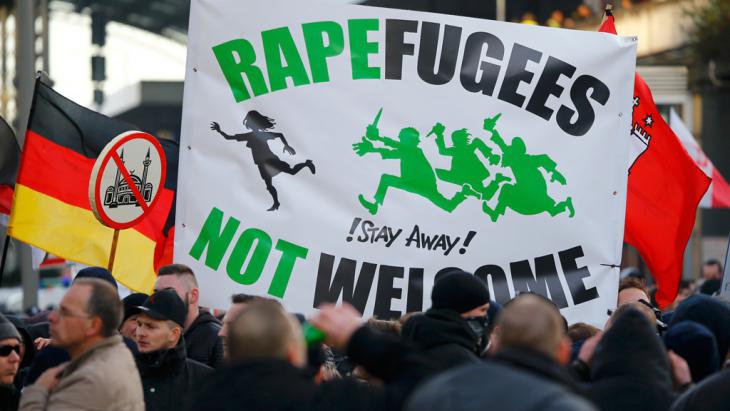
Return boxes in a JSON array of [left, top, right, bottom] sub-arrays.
[[9, 350, 20, 363], [48, 310, 58, 323]]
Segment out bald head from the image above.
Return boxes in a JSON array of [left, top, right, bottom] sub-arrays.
[[497, 295, 567, 362], [229, 301, 305, 367]]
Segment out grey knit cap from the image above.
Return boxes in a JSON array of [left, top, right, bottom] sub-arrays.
[[0, 313, 21, 342]]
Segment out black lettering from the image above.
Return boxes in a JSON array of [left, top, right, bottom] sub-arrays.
[[313, 253, 376, 313], [559, 246, 599, 305], [417, 22, 461, 85], [526, 56, 576, 121], [460, 31, 504, 95], [474, 264, 511, 305], [556, 74, 610, 136], [374, 265, 404, 319], [385, 19, 418, 80], [510, 254, 568, 308], [406, 268, 424, 312], [498, 43, 542, 108]]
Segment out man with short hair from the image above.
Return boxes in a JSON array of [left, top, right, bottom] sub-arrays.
[[134, 289, 213, 411], [492, 294, 576, 389], [192, 301, 437, 411], [19, 279, 144, 411], [119, 293, 148, 340], [0, 313, 22, 410], [218, 293, 263, 360], [154, 264, 223, 368], [702, 259, 723, 281], [617, 277, 650, 307]]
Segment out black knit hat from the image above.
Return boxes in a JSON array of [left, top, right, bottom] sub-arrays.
[[0, 313, 21, 342], [122, 292, 149, 322], [75, 266, 118, 290], [431, 271, 490, 314]]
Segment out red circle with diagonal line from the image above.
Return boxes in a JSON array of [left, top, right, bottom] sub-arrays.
[[89, 131, 167, 230]]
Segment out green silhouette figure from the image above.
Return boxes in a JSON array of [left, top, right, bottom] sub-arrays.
[[353, 109, 475, 215], [429, 122, 511, 201], [481, 114, 575, 222]]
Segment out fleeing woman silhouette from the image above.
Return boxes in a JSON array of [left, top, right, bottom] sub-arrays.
[[211, 111, 315, 211]]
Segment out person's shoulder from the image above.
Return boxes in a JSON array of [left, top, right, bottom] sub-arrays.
[[186, 358, 214, 376]]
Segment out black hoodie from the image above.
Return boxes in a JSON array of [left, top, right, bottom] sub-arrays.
[[668, 295, 730, 366], [184, 309, 223, 368], [584, 308, 675, 411], [401, 308, 479, 371]]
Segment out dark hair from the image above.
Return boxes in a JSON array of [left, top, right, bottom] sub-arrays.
[[567, 322, 600, 341], [158, 264, 198, 288], [619, 277, 648, 295], [704, 259, 723, 272], [243, 110, 276, 130], [232, 293, 260, 304], [76, 278, 122, 338]]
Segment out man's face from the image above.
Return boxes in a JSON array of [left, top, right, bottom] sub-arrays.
[[135, 314, 179, 353], [460, 303, 489, 319], [119, 314, 140, 340], [219, 303, 246, 359], [702, 264, 722, 280], [155, 275, 188, 303], [49, 284, 93, 350], [617, 287, 648, 307], [0, 338, 20, 385]]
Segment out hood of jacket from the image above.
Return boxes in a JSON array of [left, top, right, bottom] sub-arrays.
[[136, 340, 187, 376], [668, 294, 730, 365], [402, 308, 477, 353], [185, 309, 221, 335]]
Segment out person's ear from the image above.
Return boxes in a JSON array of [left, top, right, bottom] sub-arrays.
[[189, 288, 200, 306], [169, 326, 182, 346], [557, 336, 571, 366], [86, 316, 103, 338]]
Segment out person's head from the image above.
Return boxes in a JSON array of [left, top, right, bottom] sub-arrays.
[[48, 279, 122, 358], [135, 289, 187, 353], [228, 300, 305, 367], [243, 110, 275, 131], [155, 264, 199, 320], [606, 302, 657, 330], [702, 259, 723, 281], [119, 292, 148, 340], [398, 127, 420, 146], [431, 271, 490, 318], [220, 293, 265, 360], [510, 137, 526, 155], [0, 314, 21, 385], [74, 266, 117, 290], [617, 276, 650, 307], [497, 294, 571, 365], [451, 129, 471, 147]]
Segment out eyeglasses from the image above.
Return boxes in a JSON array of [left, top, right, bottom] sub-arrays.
[[56, 307, 91, 319], [0, 344, 20, 357]]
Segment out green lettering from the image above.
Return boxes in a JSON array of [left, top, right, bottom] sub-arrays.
[[262, 27, 311, 92], [348, 19, 381, 80], [212, 39, 269, 102], [188, 208, 240, 270], [267, 239, 309, 298], [226, 228, 272, 285], [302, 21, 345, 83]]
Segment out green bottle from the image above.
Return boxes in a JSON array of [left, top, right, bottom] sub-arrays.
[[302, 322, 326, 346]]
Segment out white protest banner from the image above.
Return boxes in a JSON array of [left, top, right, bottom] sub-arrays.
[[176, 0, 636, 326]]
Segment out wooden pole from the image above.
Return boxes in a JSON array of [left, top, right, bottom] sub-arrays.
[[108, 229, 120, 272]]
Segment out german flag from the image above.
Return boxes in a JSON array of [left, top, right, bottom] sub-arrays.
[[8, 79, 177, 292]]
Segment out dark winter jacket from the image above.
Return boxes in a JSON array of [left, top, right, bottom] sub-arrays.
[[0, 384, 19, 411], [494, 347, 580, 392], [668, 295, 730, 365], [190, 326, 436, 411], [584, 308, 675, 411], [136, 340, 213, 411], [184, 309, 223, 368], [401, 308, 479, 371], [406, 361, 597, 411], [670, 368, 730, 411]]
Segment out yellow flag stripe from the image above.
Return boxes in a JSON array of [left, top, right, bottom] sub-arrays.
[[8, 184, 156, 292]]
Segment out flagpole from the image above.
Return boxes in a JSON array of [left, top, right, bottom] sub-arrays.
[[108, 228, 120, 272], [0, 233, 9, 287]]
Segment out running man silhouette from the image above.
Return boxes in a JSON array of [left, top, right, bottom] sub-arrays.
[[429, 122, 511, 201], [353, 111, 475, 215], [211, 110, 315, 211], [480, 114, 574, 222]]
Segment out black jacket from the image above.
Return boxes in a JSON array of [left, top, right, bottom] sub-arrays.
[[136, 341, 214, 411], [184, 309, 223, 368], [493, 347, 580, 392], [668, 294, 730, 365], [670, 368, 730, 411], [190, 326, 435, 411], [584, 308, 675, 411], [406, 361, 596, 411], [0, 384, 19, 411], [401, 308, 479, 371]]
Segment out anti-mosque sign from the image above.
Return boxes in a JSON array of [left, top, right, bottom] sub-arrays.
[[176, 0, 636, 326]]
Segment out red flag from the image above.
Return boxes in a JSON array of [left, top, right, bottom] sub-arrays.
[[600, 15, 710, 308]]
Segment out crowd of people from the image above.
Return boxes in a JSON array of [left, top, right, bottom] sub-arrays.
[[0, 261, 728, 410]]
